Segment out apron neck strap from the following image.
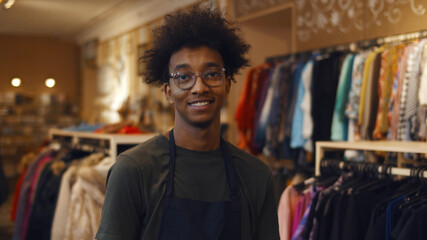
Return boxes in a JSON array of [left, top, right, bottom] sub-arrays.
[[220, 138, 240, 199], [166, 130, 176, 197]]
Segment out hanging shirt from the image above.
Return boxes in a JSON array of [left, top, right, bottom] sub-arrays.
[[420, 45, 427, 106], [235, 63, 271, 153], [399, 40, 426, 140], [290, 61, 308, 149], [371, 48, 390, 140], [300, 59, 315, 152], [278, 185, 301, 240], [331, 54, 355, 141], [311, 52, 343, 159], [13, 148, 54, 240], [398, 43, 418, 140], [358, 50, 378, 126], [253, 67, 275, 152], [263, 62, 288, 156], [64, 157, 114, 240], [418, 44, 427, 139], [50, 165, 78, 240], [388, 44, 411, 140], [346, 51, 369, 121], [360, 50, 383, 140], [344, 51, 368, 161]]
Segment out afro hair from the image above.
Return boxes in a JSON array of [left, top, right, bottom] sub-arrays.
[[142, 6, 250, 86]]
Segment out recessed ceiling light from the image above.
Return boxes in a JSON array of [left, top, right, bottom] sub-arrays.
[[11, 78, 21, 87], [45, 78, 56, 88]]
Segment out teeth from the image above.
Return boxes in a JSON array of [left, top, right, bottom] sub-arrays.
[[190, 101, 209, 106]]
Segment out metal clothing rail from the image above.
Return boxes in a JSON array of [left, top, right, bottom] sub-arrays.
[[266, 29, 427, 63], [48, 128, 156, 162], [315, 141, 427, 178]]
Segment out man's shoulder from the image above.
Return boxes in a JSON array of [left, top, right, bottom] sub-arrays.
[[116, 134, 169, 168]]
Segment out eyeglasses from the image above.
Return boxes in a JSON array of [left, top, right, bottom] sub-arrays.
[[170, 68, 226, 90]]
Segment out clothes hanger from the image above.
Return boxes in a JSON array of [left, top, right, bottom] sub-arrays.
[[398, 167, 427, 210], [356, 164, 394, 193]]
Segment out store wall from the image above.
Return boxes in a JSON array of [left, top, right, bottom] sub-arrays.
[[80, 65, 98, 123], [295, 0, 427, 51], [0, 35, 79, 104], [76, 0, 201, 125], [228, 6, 293, 144]]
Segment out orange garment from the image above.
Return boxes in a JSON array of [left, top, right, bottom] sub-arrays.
[[10, 168, 27, 221], [235, 63, 271, 151], [235, 67, 255, 149], [373, 46, 400, 140]]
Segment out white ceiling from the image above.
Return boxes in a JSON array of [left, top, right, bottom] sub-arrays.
[[0, 0, 152, 39]]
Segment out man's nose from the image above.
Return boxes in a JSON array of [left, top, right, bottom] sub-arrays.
[[191, 75, 209, 93]]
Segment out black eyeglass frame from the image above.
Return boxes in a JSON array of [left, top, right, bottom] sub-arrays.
[[169, 68, 226, 90]]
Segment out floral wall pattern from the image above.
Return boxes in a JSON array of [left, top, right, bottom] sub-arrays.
[[233, 0, 291, 18], [296, 0, 427, 50]]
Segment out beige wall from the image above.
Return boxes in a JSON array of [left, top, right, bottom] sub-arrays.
[[227, 7, 293, 144], [0, 34, 79, 104], [80, 65, 98, 123]]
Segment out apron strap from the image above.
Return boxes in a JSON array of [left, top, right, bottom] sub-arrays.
[[220, 138, 240, 200], [166, 129, 176, 197]]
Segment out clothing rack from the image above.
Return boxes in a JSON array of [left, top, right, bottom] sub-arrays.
[[266, 29, 427, 63], [315, 141, 427, 178], [48, 129, 156, 162]]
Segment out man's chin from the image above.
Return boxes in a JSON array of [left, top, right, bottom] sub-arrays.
[[191, 120, 213, 129]]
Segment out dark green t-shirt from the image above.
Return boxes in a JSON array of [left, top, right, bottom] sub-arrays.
[[96, 135, 279, 240]]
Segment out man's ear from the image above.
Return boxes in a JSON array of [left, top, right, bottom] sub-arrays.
[[164, 83, 174, 104]]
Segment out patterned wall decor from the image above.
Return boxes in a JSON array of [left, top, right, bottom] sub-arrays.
[[296, 0, 427, 51]]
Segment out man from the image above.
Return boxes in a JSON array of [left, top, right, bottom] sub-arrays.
[[96, 6, 279, 240]]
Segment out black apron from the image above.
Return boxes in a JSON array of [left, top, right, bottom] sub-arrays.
[[158, 129, 241, 240]]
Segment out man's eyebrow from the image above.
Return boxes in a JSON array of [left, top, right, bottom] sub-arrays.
[[174, 64, 190, 72], [173, 62, 222, 72], [204, 62, 222, 68]]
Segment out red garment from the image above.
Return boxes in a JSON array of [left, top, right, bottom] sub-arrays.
[[117, 126, 144, 134], [235, 63, 271, 153], [10, 168, 27, 221]]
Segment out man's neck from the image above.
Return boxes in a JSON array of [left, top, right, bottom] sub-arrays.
[[171, 121, 221, 151]]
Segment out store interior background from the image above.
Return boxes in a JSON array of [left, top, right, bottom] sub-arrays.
[[1, 0, 427, 238]]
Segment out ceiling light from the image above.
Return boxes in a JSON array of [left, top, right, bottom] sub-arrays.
[[4, 0, 15, 10], [45, 78, 56, 88], [11, 78, 21, 87]]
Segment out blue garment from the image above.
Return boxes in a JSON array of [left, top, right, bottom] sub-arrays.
[[385, 195, 406, 240], [290, 60, 310, 148], [264, 64, 287, 156], [253, 68, 274, 151], [279, 62, 303, 160], [13, 149, 55, 240], [63, 123, 104, 132]]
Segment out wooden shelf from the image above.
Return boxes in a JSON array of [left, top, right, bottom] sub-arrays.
[[316, 141, 427, 154], [49, 129, 156, 161], [315, 141, 427, 177]]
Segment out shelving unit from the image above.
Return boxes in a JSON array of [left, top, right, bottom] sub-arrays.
[[315, 141, 427, 177], [0, 93, 80, 178], [49, 129, 156, 162]]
